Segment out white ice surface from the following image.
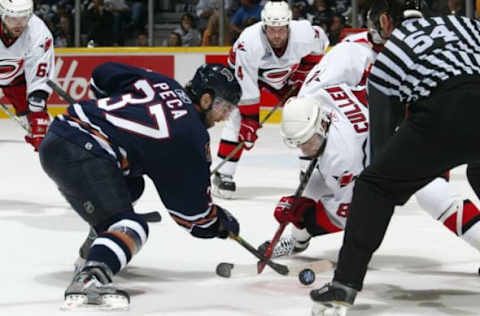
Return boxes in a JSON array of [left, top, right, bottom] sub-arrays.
[[1, 120, 479, 316]]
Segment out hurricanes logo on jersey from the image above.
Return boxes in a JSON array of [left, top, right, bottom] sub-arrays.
[[236, 42, 246, 52], [40, 38, 52, 52], [333, 171, 357, 188], [258, 66, 292, 86], [0, 58, 23, 80]]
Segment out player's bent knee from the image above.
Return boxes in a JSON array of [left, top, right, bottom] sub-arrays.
[[88, 212, 149, 274]]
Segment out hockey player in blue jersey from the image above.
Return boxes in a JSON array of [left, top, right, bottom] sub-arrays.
[[38, 62, 242, 310]]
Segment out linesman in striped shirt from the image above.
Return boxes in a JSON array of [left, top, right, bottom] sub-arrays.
[[310, 1, 480, 315]]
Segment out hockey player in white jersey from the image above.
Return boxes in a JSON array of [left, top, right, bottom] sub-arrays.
[[0, 0, 55, 151], [213, 0, 329, 199], [259, 27, 480, 271]]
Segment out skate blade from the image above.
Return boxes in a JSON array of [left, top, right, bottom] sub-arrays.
[[62, 294, 129, 311], [212, 186, 234, 200], [311, 302, 348, 316]]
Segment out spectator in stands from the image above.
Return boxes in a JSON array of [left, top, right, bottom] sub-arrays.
[[329, 0, 351, 17], [174, 13, 202, 46], [292, 1, 308, 20], [230, 0, 263, 40], [35, 1, 56, 24], [82, 0, 115, 46], [105, 0, 131, 46], [328, 13, 345, 45], [166, 31, 182, 47], [135, 31, 148, 46], [128, 0, 146, 32], [54, 13, 74, 47], [307, 0, 333, 31], [448, 0, 465, 16], [309, 0, 333, 32], [202, 10, 232, 46], [196, 0, 236, 32]]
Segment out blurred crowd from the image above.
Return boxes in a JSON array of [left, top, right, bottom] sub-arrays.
[[33, 0, 478, 48], [35, 0, 147, 47]]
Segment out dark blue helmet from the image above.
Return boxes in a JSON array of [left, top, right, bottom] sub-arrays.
[[186, 63, 241, 106]]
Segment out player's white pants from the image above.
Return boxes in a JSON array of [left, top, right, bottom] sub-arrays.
[[416, 177, 480, 252], [415, 178, 459, 219], [216, 107, 242, 177]]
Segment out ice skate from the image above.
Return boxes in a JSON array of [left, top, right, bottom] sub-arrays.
[[258, 235, 310, 258], [310, 281, 356, 316], [63, 264, 129, 311], [212, 172, 236, 199]]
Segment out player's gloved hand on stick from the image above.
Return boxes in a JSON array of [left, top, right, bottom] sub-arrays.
[[288, 70, 307, 91], [238, 116, 260, 150], [274, 196, 316, 229], [25, 111, 50, 151], [216, 205, 240, 238]]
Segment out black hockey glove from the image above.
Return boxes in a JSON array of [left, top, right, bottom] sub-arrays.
[[216, 205, 240, 239], [125, 175, 145, 204]]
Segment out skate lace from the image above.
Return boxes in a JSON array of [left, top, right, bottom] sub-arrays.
[[272, 235, 296, 257]]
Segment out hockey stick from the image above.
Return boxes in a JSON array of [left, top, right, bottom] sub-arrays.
[[257, 156, 318, 274], [229, 232, 289, 275], [0, 101, 30, 132], [211, 86, 298, 175], [219, 258, 333, 278], [47, 79, 76, 104], [139, 210, 162, 223]]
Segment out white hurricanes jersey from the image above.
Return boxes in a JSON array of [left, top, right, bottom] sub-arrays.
[[0, 14, 54, 95], [300, 31, 376, 93], [298, 32, 376, 229], [228, 20, 329, 106], [301, 83, 369, 229]]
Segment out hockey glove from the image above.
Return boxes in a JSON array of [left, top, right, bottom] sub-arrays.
[[288, 54, 322, 91], [287, 70, 307, 91], [125, 176, 145, 204], [216, 205, 240, 238], [238, 116, 260, 150], [25, 111, 50, 151], [274, 196, 316, 229]]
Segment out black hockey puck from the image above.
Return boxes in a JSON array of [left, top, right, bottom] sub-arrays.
[[299, 268, 315, 285], [216, 262, 234, 278]]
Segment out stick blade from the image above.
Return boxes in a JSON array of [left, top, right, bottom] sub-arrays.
[[257, 260, 267, 274]]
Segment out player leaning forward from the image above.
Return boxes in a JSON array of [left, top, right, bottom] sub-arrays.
[[308, 0, 480, 315], [261, 9, 480, 264], [0, 0, 54, 150], [213, 0, 329, 199], [38, 62, 242, 310]]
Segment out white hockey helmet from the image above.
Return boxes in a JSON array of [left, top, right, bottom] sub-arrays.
[[261, 1, 292, 27], [280, 96, 330, 148], [0, 0, 33, 18]]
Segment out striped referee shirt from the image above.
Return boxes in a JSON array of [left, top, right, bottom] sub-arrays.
[[368, 15, 480, 103]]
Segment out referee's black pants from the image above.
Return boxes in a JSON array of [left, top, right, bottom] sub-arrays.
[[334, 76, 480, 291]]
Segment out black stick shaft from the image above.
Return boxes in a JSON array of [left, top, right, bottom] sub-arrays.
[[257, 156, 318, 273], [229, 233, 289, 275], [47, 79, 76, 104]]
